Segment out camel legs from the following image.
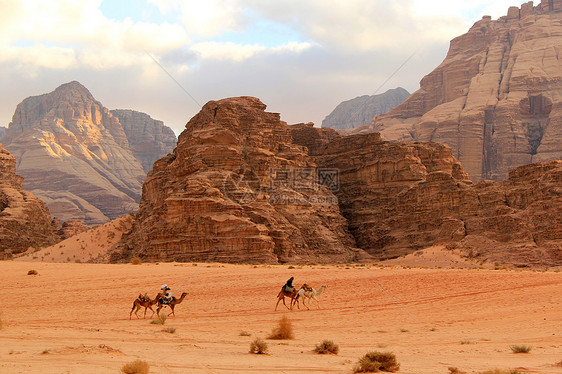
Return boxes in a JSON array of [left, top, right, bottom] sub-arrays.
[[310, 296, 320, 309], [130, 302, 141, 319]]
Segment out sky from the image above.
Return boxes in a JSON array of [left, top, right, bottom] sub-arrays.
[[0, 0, 529, 135]]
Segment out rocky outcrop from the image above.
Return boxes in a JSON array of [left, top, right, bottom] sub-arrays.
[[323, 88, 410, 130], [356, 2, 562, 181], [111, 97, 364, 264], [0, 144, 58, 256], [1, 81, 174, 225], [56, 219, 88, 240], [295, 127, 561, 267], [111, 109, 177, 173]]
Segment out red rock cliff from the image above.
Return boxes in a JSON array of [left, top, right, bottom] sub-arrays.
[[358, 1, 562, 181], [111, 97, 363, 263]]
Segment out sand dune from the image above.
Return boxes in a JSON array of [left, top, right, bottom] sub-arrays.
[[1, 261, 561, 373]]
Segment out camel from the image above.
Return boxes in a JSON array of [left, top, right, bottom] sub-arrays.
[[156, 292, 188, 317], [295, 285, 327, 309], [130, 292, 162, 319], [275, 285, 305, 311]]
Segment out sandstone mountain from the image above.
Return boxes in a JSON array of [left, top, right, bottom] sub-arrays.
[[2, 81, 176, 225], [111, 109, 177, 173], [0, 126, 6, 139], [355, 1, 562, 181], [0, 144, 58, 256], [111, 97, 366, 264], [322, 87, 410, 130], [293, 125, 562, 267]]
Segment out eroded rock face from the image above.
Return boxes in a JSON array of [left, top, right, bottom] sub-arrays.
[[322, 88, 410, 130], [111, 97, 363, 264], [0, 144, 57, 256], [1, 81, 174, 225], [0, 127, 6, 139], [295, 127, 561, 267], [358, 2, 562, 181], [111, 109, 177, 173]]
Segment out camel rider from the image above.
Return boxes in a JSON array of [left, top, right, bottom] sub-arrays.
[[161, 284, 173, 304], [282, 277, 295, 293]]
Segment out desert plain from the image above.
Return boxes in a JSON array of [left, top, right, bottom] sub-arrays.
[[1, 257, 561, 374]]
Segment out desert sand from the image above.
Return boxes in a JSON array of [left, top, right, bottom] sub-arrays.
[[1, 260, 561, 374]]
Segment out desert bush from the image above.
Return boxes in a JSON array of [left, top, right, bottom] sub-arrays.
[[448, 368, 466, 374], [239, 331, 251, 336], [353, 351, 400, 373], [510, 345, 532, 353], [130, 257, 142, 265], [150, 314, 167, 325], [121, 359, 149, 374], [314, 340, 339, 355], [268, 315, 294, 340], [27, 270, 38, 275], [163, 327, 176, 334], [477, 370, 520, 374], [249, 338, 268, 354]]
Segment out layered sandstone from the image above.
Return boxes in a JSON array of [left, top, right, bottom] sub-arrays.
[[296, 128, 561, 267], [2, 81, 174, 225], [357, 1, 562, 181], [111, 97, 363, 264], [111, 109, 177, 173], [0, 144, 57, 256], [322, 87, 410, 130]]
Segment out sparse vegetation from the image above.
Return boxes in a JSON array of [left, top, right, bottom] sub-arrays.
[[163, 327, 176, 334], [130, 257, 142, 265], [268, 315, 294, 340], [448, 367, 467, 374], [150, 314, 167, 325], [121, 359, 149, 374], [399, 328, 409, 333], [239, 331, 251, 336], [477, 370, 520, 374], [27, 269, 38, 275], [510, 345, 532, 353], [460, 340, 472, 345], [314, 340, 339, 355], [249, 338, 268, 354], [41, 349, 50, 354], [353, 351, 400, 373]]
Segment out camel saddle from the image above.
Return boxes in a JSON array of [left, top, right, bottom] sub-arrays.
[[282, 285, 295, 293]]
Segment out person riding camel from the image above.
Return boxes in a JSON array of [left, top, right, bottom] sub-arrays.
[[160, 284, 173, 304], [282, 277, 295, 293]]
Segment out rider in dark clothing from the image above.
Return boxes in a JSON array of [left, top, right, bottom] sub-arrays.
[[283, 277, 295, 293]]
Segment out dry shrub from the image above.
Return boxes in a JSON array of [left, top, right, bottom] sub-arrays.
[[478, 370, 520, 374], [163, 327, 176, 334], [268, 315, 294, 340], [121, 359, 149, 374], [239, 331, 251, 336], [510, 345, 532, 353], [130, 257, 142, 265], [314, 340, 339, 355], [353, 351, 400, 373], [27, 270, 38, 275], [249, 338, 268, 354], [448, 368, 467, 374], [150, 314, 167, 325]]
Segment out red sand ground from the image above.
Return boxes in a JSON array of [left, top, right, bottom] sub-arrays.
[[0, 261, 561, 373]]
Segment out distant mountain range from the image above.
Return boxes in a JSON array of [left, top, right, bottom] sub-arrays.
[[1, 81, 176, 225], [322, 87, 410, 130]]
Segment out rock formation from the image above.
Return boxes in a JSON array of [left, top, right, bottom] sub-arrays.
[[355, 1, 562, 181], [111, 109, 177, 173], [0, 144, 58, 256], [1, 81, 175, 225], [0, 126, 6, 139], [322, 88, 410, 130], [111, 97, 365, 264], [293, 126, 561, 267]]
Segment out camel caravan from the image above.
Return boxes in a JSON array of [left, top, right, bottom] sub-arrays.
[[130, 278, 326, 319], [275, 277, 327, 311], [130, 284, 188, 319]]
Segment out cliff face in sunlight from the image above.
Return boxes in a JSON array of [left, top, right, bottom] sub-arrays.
[[353, 1, 562, 182]]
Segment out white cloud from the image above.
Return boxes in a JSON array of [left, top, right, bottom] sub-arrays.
[[191, 41, 314, 61]]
